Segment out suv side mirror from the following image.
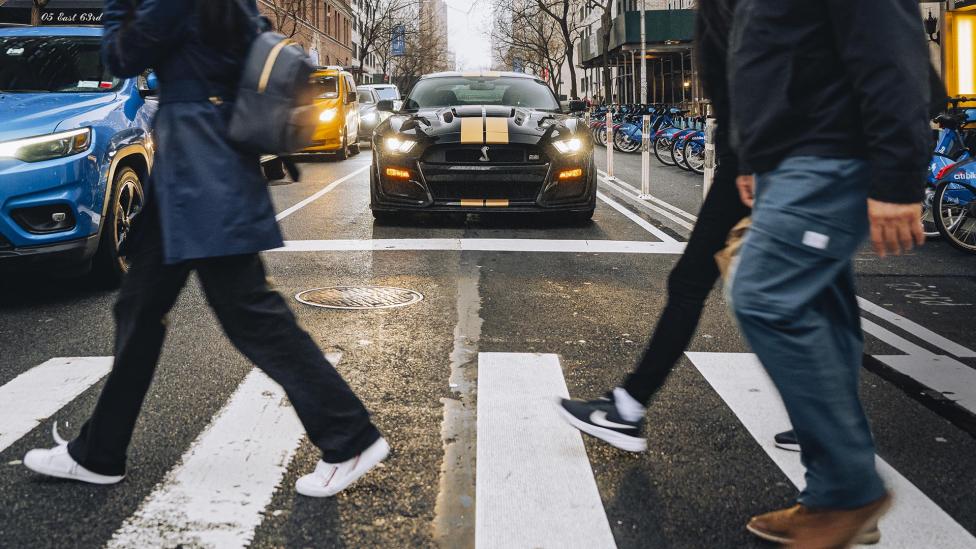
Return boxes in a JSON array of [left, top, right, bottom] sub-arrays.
[[346, 91, 357, 104], [376, 99, 395, 112], [139, 70, 159, 98], [567, 99, 586, 113]]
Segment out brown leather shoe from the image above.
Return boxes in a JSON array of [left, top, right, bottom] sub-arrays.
[[746, 493, 891, 548]]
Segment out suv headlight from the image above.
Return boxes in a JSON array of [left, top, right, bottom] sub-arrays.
[[552, 138, 583, 154], [0, 128, 92, 163], [384, 137, 417, 153]]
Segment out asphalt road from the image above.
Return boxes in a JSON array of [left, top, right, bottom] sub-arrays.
[[0, 146, 974, 549]]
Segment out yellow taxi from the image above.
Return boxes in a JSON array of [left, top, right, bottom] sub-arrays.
[[305, 67, 360, 159]]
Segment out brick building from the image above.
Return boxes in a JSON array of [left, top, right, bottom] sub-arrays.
[[257, 0, 355, 69]]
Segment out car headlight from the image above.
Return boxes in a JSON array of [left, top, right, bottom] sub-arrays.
[[552, 138, 583, 154], [0, 128, 92, 163], [384, 137, 417, 153], [362, 112, 377, 123], [320, 108, 338, 122]]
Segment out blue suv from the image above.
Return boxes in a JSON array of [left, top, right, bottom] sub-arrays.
[[0, 25, 156, 284]]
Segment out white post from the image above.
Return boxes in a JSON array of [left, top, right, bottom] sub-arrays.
[[638, 0, 650, 200], [605, 111, 615, 181], [703, 117, 717, 197]]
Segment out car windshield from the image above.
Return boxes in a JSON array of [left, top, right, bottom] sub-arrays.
[[374, 87, 399, 100], [402, 76, 559, 111], [313, 75, 338, 98], [358, 90, 374, 103], [0, 36, 120, 93]]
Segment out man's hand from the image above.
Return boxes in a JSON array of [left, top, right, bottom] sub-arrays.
[[867, 199, 925, 258], [736, 175, 755, 208]]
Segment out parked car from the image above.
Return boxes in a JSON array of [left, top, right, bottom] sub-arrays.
[[0, 26, 157, 284], [361, 83, 402, 106], [302, 66, 360, 159]]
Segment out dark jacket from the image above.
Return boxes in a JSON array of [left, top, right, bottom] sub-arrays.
[[695, 0, 738, 168], [103, 0, 283, 264], [728, 0, 931, 204]]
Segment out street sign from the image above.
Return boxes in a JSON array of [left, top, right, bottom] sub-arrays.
[[391, 24, 406, 57], [513, 58, 524, 73]]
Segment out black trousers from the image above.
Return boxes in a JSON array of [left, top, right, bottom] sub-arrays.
[[68, 214, 380, 476], [622, 156, 750, 405]]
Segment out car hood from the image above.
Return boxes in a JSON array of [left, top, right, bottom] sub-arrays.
[[0, 92, 119, 142], [381, 105, 582, 146]]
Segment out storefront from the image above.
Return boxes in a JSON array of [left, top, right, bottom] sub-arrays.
[[0, 1, 103, 26], [924, 0, 976, 104]]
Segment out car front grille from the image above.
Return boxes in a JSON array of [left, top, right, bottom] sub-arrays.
[[424, 144, 549, 165], [419, 144, 550, 202], [420, 164, 549, 202]]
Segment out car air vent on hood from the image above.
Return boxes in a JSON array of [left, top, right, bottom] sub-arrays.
[[452, 106, 483, 117]]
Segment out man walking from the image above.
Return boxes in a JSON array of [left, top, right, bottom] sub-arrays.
[[728, 0, 929, 546]]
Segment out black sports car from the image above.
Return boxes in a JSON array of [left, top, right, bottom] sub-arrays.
[[370, 72, 595, 222]]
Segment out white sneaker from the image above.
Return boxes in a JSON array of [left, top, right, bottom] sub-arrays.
[[296, 437, 390, 498], [23, 424, 124, 485]]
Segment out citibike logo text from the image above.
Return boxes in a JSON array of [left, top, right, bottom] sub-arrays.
[[953, 171, 976, 180]]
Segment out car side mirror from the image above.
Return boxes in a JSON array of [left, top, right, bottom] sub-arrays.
[[377, 99, 395, 112], [139, 70, 159, 98], [347, 91, 357, 104], [567, 100, 586, 113]]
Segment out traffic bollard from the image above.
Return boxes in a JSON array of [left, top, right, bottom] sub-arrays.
[[703, 117, 717, 197], [639, 114, 651, 199], [605, 111, 614, 181]]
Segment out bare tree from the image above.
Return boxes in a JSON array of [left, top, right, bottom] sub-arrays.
[[355, 0, 418, 83], [262, 0, 308, 38], [388, 17, 450, 92], [492, 0, 566, 95], [531, 0, 584, 99]]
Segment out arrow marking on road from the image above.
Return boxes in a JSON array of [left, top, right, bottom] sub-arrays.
[[686, 352, 976, 549]]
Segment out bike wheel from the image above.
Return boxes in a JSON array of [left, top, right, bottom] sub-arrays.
[[933, 179, 976, 254], [671, 139, 688, 170], [654, 137, 676, 166], [683, 140, 705, 174]]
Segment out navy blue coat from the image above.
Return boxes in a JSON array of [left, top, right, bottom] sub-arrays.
[[103, 0, 283, 264]]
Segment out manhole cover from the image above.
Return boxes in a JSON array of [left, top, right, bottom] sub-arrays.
[[296, 286, 424, 310]]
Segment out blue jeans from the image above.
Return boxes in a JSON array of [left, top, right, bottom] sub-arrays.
[[730, 156, 886, 509]]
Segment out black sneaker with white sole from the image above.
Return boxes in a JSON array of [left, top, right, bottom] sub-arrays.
[[557, 394, 647, 452], [774, 429, 800, 452]]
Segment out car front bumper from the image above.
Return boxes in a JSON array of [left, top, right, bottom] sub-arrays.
[[0, 151, 106, 267]]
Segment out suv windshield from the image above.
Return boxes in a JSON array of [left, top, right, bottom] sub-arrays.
[[0, 36, 120, 93], [357, 90, 374, 103], [402, 76, 559, 111], [313, 75, 338, 98], [374, 87, 399, 100]]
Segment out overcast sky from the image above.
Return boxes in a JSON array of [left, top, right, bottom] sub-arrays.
[[446, 0, 493, 70]]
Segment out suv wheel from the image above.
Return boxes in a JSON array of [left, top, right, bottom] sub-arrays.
[[93, 167, 143, 286]]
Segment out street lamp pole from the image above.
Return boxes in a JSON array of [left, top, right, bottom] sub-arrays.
[[639, 0, 651, 199]]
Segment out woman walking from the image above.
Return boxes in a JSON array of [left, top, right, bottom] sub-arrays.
[[23, 0, 388, 498]]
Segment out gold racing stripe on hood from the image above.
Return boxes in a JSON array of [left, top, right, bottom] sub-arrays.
[[460, 117, 483, 144], [484, 117, 509, 144], [460, 199, 485, 207], [484, 199, 509, 207]]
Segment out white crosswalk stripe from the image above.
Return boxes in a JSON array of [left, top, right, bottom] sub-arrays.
[[476, 352, 617, 549], [687, 352, 976, 549], [105, 352, 341, 549], [0, 357, 112, 453]]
